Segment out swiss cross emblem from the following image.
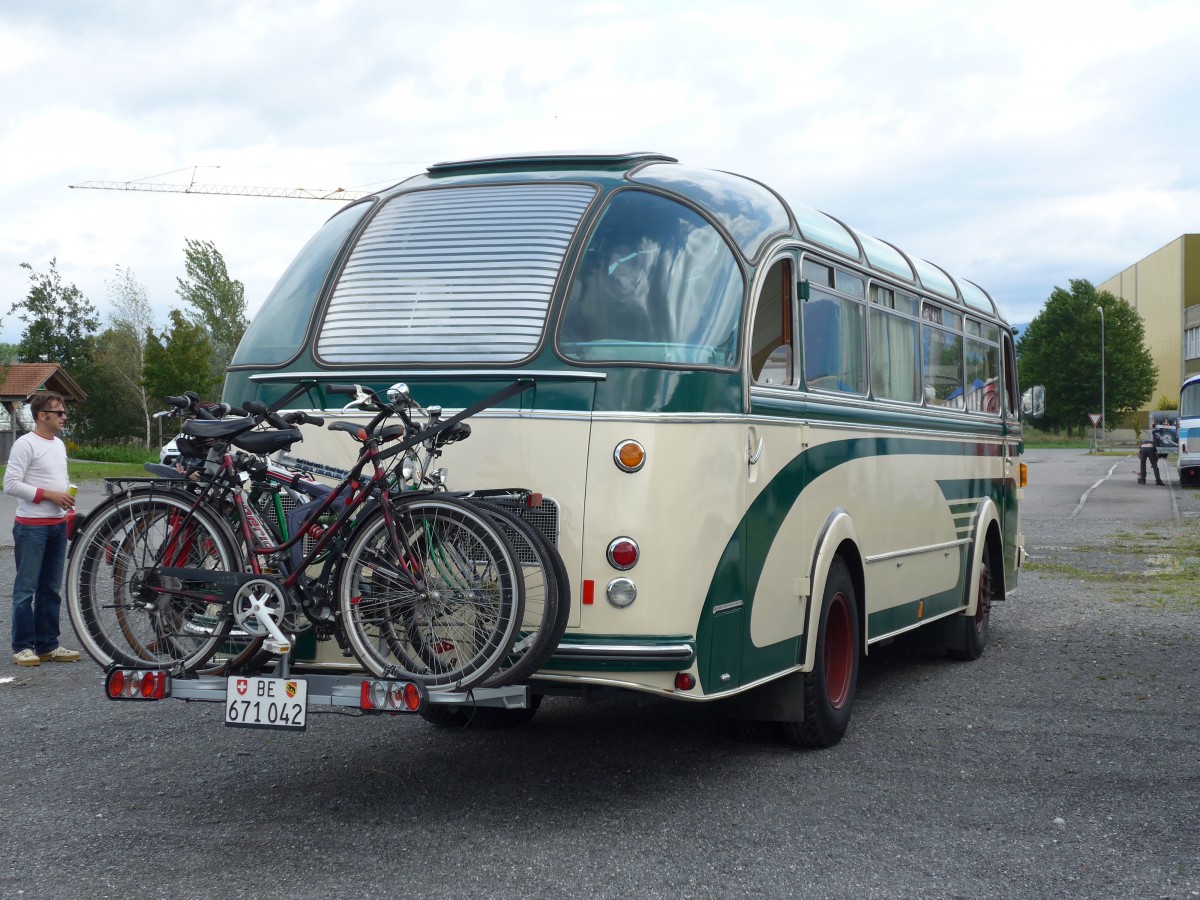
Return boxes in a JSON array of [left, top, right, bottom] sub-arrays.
[[236, 679, 248, 696], [285, 682, 297, 699]]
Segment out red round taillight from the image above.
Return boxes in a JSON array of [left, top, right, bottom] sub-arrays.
[[403, 682, 422, 711], [675, 672, 696, 691], [607, 537, 639, 571]]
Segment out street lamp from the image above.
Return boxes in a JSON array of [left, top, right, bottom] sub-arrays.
[[1096, 305, 1105, 451]]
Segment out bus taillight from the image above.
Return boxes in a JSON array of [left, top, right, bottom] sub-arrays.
[[607, 537, 639, 570], [1020, 462, 1028, 488]]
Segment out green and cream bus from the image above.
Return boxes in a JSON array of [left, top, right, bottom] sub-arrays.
[[223, 152, 1029, 747]]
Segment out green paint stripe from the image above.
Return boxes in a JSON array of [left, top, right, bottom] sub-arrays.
[[698, 436, 1009, 690]]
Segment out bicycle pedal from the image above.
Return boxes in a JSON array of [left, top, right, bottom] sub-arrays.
[[264, 639, 292, 655]]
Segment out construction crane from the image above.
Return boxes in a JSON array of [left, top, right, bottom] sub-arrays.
[[68, 166, 372, 201]]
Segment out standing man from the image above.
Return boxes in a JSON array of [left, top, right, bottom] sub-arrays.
[[5, 392, 80, 666]]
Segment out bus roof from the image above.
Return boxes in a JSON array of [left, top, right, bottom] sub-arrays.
[[381, 152, 1004, 323]]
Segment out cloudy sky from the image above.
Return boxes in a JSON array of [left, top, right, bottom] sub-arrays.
[[2, 0, 1198, 348]]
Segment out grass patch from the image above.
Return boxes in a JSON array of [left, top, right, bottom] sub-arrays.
[[1, 461, 152, 483], [68, 443, 156, 465]]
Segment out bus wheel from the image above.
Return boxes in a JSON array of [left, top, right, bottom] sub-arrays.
[[781, 557, 859, 749], [948, 549, 994, 662]]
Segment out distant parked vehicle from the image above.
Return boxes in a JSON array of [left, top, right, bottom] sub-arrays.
[[1148, 410, 1179, 459], [1179, 376, 1200, 486], [159, 438, 179, 466]]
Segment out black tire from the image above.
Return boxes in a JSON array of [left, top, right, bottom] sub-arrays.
[[947, 542, 996, 662], [781, 557, 860, 749], [66, 488, 249, 673], [337, 495, 524, 689], [468, 499, 570, 687]]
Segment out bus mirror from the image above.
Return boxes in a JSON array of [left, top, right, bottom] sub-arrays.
[[1021, 385, 1046, 419]]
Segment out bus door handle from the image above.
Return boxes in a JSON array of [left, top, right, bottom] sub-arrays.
[[748, 433, 764, 465]]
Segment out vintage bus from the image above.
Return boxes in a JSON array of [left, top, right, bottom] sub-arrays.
[[1179, 374, 1200, 486], [222, 152, 1029, 747]]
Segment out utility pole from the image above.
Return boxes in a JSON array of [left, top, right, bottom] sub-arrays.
[[1096, 305, 1105, 450]]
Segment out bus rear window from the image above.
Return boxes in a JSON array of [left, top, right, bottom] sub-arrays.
[[558, 190, 742, 367]]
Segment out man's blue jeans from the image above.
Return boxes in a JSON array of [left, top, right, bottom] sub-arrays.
[[11, 521, 67, 655]]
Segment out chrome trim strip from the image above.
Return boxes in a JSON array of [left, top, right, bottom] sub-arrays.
[[864, 538, 970, 564], [550, 642, 694, 662], [712, 600, 744, 614], [249, 369, 607, 383], [868, 607, 964, 644]]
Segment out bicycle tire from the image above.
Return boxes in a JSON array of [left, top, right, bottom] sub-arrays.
[[468, 498, 570, 687], [66, 488, 253, 673], [337, 495, 524, 689]]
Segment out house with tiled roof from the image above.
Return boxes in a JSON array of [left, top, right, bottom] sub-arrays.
[[0, 363, 87, 462]]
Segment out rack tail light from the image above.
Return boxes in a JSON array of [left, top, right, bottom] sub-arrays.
[[360, 679, 426, 713], [105, 668, 171, 701]]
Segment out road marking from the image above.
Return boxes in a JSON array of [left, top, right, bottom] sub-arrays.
[[1068, 459, 1123, 520]]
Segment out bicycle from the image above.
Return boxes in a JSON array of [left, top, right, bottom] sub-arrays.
[[67, 380, 555, 690]]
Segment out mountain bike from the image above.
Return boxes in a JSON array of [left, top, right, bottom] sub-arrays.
[[66, 380, 558, 690]]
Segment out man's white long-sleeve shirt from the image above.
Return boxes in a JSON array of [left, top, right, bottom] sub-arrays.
[[3, 431, 68, 523]]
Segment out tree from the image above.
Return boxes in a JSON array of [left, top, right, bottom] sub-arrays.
[[175, 238, 247, 381], [10, 259, 100, 369], [143, 310, 220, 406], [91, 266, 157, 447], [1017, 279, 1157, 436]]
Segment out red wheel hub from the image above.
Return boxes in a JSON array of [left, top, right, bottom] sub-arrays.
[[824, 592, 853, 709]]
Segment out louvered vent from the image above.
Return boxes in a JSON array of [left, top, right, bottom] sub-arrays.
[[316, 183, 596, 363]]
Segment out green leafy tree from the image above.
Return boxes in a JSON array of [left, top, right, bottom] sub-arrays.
[[92, 265, 157, 447], [1017, 279, 1156, 436], [175, 238, 247, 381], [10, 259, 99, 369], [143, 309, 219, 406]]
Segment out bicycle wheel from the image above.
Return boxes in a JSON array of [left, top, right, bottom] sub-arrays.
[[66, 489, 248, 672], [337, 495, 524, 689], [468, 498, 570, 687]]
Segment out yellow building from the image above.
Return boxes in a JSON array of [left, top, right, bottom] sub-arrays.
[[1098, 234, 1200, 417]]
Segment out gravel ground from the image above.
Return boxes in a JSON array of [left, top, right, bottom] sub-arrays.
[[0, 453, 1197, 899]]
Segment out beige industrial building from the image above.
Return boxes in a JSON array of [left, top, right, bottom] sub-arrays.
[[1098, 234, 1200, 419]]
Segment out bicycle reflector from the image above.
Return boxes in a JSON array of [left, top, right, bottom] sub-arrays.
[[105, 668, 170, 701], [359, 679, 426, 713]]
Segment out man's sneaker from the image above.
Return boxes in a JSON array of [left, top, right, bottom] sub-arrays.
[[38, 646, 81, 663], [13, 649, 41, 667]]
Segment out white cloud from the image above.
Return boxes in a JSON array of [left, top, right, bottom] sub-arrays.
[[1, 0, 1198, 345]]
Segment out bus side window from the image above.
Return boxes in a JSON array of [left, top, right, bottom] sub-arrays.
[[751, 259, 794, 385], [804, 288, 865, 394]]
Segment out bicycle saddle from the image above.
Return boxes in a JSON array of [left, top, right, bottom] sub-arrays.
[[181, 415, 257, 439], [232, 428, 302, 454]]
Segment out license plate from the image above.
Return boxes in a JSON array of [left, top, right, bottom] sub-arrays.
[[224, 676, 308, 730]]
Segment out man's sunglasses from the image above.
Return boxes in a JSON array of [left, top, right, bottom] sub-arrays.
[[42, 410, 68, 417]]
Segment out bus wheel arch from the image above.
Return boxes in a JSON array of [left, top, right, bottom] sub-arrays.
[[782, 552, 861, 748], [784, 517, 864, 749], [948, 501, 1003, 661]]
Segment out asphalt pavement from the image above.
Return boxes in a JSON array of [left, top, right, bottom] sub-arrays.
[[1, 450, 1197, 899]]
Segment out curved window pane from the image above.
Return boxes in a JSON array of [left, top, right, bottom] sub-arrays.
[[856, 230, 914, 282], [632, 165, 790, 260], [232, 202, 372, 366], [913, 258, 959, 301], [958, 278, 996, 314], [791, 202, 861, 259], [559, 190, 742, 367]]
